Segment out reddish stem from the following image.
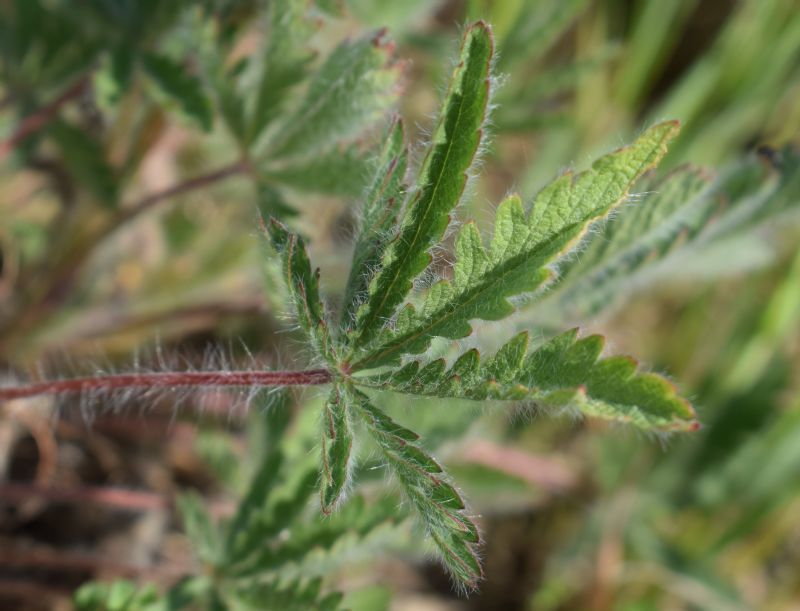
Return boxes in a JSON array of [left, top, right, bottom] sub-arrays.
[[0, 76, 90, 162], [0, 369, 332, 401]]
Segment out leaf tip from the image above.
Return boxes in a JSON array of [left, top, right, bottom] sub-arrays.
[[467, 19, 494, 43]]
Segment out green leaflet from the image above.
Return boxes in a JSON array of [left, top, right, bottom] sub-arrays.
[[226, 468, 318, 569], [320, 384, 354, 514], [359, 329, 698, 432], [265, 218, 335, 364], [178, 493, 221, 565], [702, 145, 800, 241], [351, 121, 681, 371], [224, 450, 284, 556], [141, 52, 213, 131], [351, 22, 494, 349], [350, 386, 483, 587], [265, 29, 402, 160], [341, 118, 408, 326], [558, 165, 717, 279], [224, 391, 290, 561]]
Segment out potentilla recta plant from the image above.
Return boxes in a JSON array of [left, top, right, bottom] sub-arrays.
[[1, 22, 699, 590]]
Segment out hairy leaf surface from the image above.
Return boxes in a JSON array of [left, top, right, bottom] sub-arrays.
[[532, 147, 800, 325], [351, 121, 680, 371], [350, 386, 483, 586], [359, 329, 698, 432], [342, 118, 408, 326], [546, 165, 718, 319], [351, 22, 494, 349], [320, 384, 354, 514], [266, 219, 335, 364]]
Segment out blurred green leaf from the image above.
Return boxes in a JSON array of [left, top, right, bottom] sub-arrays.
[[264, 28, 401, 159], [49, 119, 119, 205], [142, 52, 213, 131]]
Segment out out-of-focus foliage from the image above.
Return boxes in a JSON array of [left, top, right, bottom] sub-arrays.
[[466, 0, 800, 170], [0, 0, 401, 361]]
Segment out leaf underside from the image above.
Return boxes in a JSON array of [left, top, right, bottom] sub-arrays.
[[320, 384, 354, 514], [349, 385, 483, 587], [265, 218, 335, 364], [544, 164, 719, 320]]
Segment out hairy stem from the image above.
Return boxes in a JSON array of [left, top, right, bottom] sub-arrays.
[[0, 76, 90, 162], [0, 369, 332, 401]]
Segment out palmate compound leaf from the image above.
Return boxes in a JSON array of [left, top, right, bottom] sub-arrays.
[[349, 121, 681, 371], [256, 21, 700, 593], [346, 384, 483, 588], [357, 329, 698, 433], [350, 21, 494, 349]]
